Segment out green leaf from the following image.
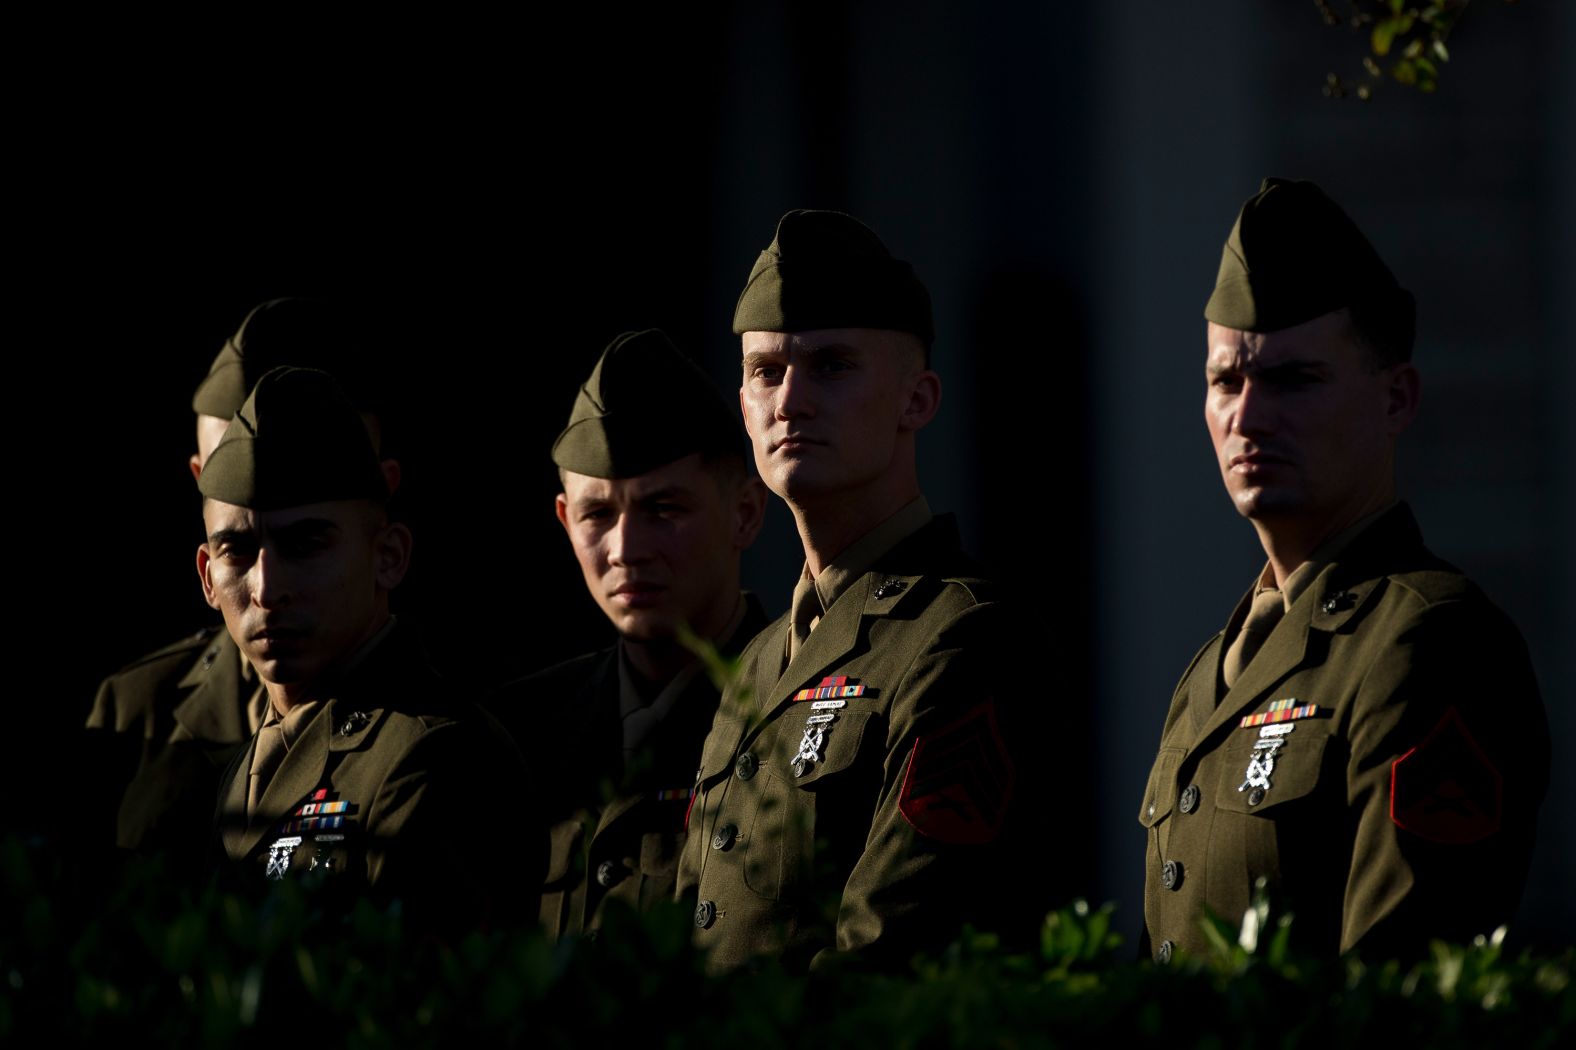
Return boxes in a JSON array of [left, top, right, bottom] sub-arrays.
[[1372, 18, 1400, 57], [1432, 39, 1450, 62]]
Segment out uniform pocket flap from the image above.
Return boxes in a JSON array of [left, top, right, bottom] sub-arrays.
[[1139, 747, 1185, 828], [790, 710, 875, 788], [1213, 730, 1331, 814]]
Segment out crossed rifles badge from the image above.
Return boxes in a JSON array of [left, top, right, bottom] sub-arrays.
[[264, 788, 355, 880], [1237, 699, 1321, 797], [790, 676, 868, 777]]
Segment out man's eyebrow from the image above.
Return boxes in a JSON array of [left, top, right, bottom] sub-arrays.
[[792, 341, 863, 363], [206, 527, 254, 547], [1256, 359, 1330, 376], [635, 485, 693, 503], [270, 518, 340, 540], [1209, 357, 1328, 378], [742, 349, 785, 371]]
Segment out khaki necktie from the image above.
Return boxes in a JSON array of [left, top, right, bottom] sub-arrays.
[[787, 573, 821, 662], [1222, 589, 1285, 691], [247, 717, 288, 818], [246, 700, 320, 818]]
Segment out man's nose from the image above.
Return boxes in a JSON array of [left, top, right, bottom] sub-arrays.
[[606, 513, 653, 567], [250, 547, 292, 609], [1232, 379, 1276, 438], [775, 365, 816, 421]]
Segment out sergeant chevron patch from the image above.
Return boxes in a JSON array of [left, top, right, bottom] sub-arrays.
[[898, 701, 1015, 844], [1390, 706, 1503, 844]]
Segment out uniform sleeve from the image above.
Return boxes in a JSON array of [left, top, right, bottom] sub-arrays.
[[824, 599, 1044, 967], [1340, 598, 1548, 956]]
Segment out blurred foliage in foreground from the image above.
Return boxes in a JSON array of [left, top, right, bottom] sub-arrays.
[[1314, 0, 1521, 99], [3, 836, 1571, 1048]]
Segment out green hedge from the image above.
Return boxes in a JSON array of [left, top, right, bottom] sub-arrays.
[[3, 837, 1570, 1047]]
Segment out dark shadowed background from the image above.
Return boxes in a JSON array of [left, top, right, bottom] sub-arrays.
[[11, 2, 1571, 948]]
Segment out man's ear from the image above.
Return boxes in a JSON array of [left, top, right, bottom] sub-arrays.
[[555, 493, 571, 534], [196, 545, 220, 609], [1385, 363, 1421, 437], [373, 522, 415, 590], [380, 458, 403, 496], [188, 453, 203, 482], [733, 477, 769, 550], [899, 369, 942, 433]]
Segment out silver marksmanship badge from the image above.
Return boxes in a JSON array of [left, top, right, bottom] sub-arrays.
[[1238, 737, 1284, 793], [265, 835, 304, 880], [310, 833, 346, 872], [791, 718, 831, 778]]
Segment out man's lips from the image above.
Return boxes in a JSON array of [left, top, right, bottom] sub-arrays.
[[772, 434, 825, 453], [610, 583, 668, 608], [249, 625, 310, 644], [1229, 449, 1294, 474]]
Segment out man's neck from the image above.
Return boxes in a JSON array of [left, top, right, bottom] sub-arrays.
[[621, 637, 693, 689], [623, 592, 745, 685], [1252, 487, 1396, 589], [791, 480, 922, 577], [263, 611, 393, 714]]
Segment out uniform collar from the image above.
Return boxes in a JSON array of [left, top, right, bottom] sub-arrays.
[[809, 496, 932, 615], [1192, 501, 1426, 745], [1276, 500, 1398, 612]]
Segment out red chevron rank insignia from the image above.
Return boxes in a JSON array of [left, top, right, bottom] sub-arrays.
[[1390, 706, 1503, 845], [898, 701, 1015, 844]]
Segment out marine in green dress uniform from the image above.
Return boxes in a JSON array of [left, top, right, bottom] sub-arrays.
[[489, 330, 769, 937], [677, 211, 1041, 973], [202, 368, 524, 922], [1139, 179, 1549, 962], [86, 299, 397, 864]]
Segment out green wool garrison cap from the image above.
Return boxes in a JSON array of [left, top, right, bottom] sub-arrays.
[[1204, 177, 1414, 332], [551, 330, 746, 479], [192, 298, 376, 418], [198, 367, 389, 510], [732, 209, 934, 345]]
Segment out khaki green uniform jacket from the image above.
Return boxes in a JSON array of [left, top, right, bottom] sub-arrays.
[[214, 624, 531, 924], [492, 595, 768, 938], [86, 626, 250, 864], [1140, 505, 1548, 961], [678, 517, 1038, 972]]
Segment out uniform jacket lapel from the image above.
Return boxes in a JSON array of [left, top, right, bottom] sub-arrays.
[[171, 633, 248, 749], [1191, 596, 1315, 749], [742, 520, 955, 746], [219, 734, 257, 859], [1188, 503, 1428, 751], [236, 701, 333, 859]]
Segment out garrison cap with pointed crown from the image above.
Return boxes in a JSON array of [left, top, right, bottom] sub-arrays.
[[1204, 177, 1415, 334], [192, 298, 381, 419], [551, 329, 746, 479], [732, 209, 934, 346], [198, 367, 389, 510]]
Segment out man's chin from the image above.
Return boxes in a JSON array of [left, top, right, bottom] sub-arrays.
[[1232, 487, 1307, 522], [248, 653, 319, 689], [612, 613, 680, 645]]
